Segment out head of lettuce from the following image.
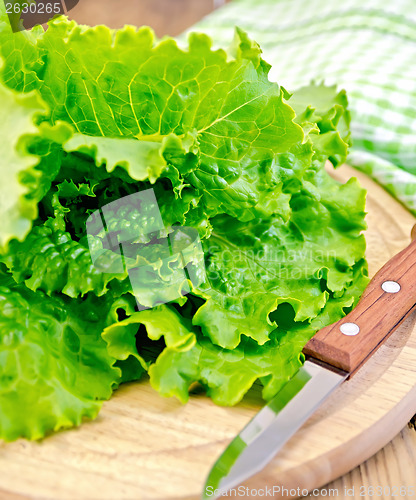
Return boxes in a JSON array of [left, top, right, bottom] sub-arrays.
[[0, 5, 368, 441]]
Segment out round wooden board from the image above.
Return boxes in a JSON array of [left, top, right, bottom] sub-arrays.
[[1, 165, 416, 500]]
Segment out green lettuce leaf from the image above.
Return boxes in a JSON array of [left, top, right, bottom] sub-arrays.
[[0, 76, 46, 249], [0, 62, 73, 253], [0, 9, 43, 94], [63, 132, 198, 185], [289, 82, 351, 167], [1, 189, 129, 297], [189, 95, 366, 349], [0, 267, 138, 441]]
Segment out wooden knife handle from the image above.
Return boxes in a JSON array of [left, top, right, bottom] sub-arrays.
[[303, 238, 416, 374]]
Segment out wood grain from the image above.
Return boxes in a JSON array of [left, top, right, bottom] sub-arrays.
[[307, 424, 416, 499], [68, 0, 221, 37], [0, 165, 415, 500], [304, 238, 416, 373]]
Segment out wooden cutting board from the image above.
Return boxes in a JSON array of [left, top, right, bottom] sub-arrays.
[[1, 165, 416, 500]]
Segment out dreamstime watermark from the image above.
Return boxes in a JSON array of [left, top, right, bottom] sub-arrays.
[[4, 0, 79, 32]]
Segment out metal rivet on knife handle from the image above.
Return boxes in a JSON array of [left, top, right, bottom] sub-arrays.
[[381, 280, 401, 293], [340, 323, 360, 336], [303, 235, 416, 374]]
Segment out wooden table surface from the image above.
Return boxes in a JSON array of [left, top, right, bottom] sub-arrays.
[[66, 1, 416, 498]]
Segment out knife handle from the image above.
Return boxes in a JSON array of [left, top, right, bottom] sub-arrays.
[[303, 237, 416, 374]]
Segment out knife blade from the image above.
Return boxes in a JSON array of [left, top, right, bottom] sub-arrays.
[[203, 229, 416, 499]]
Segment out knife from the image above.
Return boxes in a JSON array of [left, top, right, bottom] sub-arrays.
[[203, 227, 416, 499]]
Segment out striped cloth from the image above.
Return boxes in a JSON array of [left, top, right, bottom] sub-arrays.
[[187, 0, 416, 215]]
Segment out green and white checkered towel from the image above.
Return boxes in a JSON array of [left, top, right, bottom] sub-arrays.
[[188, 0, 416, 215]]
